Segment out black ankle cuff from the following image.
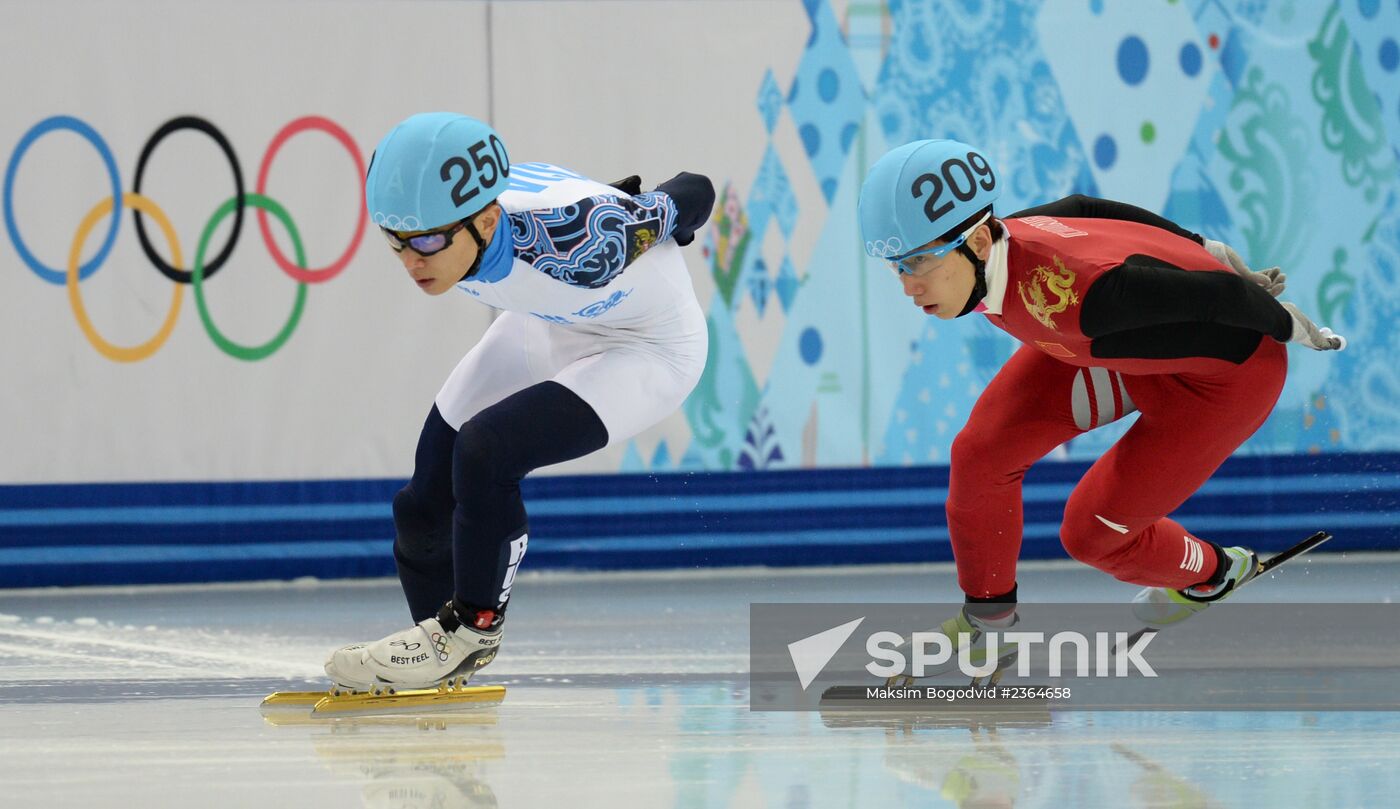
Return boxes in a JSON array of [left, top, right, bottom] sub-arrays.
[[447, 598, 504, 631], [437, 600, 464, 632], [965, 584, 1017, 604], [1202, 542, 1230, 588], [965, 585, 1017, 623]]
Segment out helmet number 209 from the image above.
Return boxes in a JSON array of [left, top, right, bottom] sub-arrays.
[[910, 152, 996, 224], [440, 135, 511, 208]]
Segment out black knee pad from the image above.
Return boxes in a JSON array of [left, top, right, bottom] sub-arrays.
[[394, 535, 448, 568], [392, 485, 450, 564], [452, 421, 514, 492], [392, 484, 437, 533]]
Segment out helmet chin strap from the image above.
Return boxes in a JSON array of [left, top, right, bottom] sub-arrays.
[[455, 219, 489, 282], [955, 243, 988, 318]]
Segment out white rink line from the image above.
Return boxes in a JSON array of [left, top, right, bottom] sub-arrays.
[[0, 640, 194, 671], [0, 621, 747, 681], [0, 626, 322, 678], [2, 551, 1393, 598]]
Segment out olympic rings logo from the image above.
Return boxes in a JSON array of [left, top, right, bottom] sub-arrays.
[[430, 631, 453, 662], [3, 114, 367, 362], [865, 237, 905, 258], [373, 213, 423, 232]]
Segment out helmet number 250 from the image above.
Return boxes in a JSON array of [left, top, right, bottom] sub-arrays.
[[440, 135, 510, 208], [910, 152, 996, 224]]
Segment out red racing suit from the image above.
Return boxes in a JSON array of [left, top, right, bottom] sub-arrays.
[[948, 196, 1293, 598]]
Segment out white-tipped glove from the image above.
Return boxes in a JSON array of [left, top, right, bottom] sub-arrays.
[[1204, 238, 1287, 297], [1280, 302, 1347, 351]]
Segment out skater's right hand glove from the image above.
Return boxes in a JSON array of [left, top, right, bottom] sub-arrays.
[[1203, 238, 1287, 297], [654, 171, 716, 247], [1280, 302, 1347, 351]]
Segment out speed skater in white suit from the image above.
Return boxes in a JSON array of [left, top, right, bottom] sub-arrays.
[[325, 112, 713, 690]]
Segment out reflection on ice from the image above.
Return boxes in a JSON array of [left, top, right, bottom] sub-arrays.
[[289, 711, 503, 809], [1, 561, 1399, 808]]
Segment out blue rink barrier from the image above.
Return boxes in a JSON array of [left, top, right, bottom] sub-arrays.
[[0, 453, 1397, 588]]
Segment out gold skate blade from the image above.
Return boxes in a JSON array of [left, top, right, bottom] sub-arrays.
[[260, 684, 506, 720], [260, 690, 329, 708], [311, 684, 506, 717]]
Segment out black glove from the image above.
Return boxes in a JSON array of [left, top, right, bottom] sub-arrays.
[[607, 175, 643, 196], [654, 171, 715, 247]]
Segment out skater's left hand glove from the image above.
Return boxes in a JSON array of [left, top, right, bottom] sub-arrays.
[[1203, 238, 1287, 297], [1280, 302, 1347, 351], [607, 175, 643, 196]]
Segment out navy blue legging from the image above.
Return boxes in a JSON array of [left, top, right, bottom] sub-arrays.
[[391, 381, 608, 622]]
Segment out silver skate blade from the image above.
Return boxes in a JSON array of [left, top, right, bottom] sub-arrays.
[[1257, 531, 1332, 574], [1112, 531, 1335, 658]]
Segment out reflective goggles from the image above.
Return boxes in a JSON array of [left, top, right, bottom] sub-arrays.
[[380, 220, 469, 257], [888, 211, 991, 277]]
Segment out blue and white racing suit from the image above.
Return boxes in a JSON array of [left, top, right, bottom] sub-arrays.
[[388, 162, 712, 622], [434, 162, 707, 444]]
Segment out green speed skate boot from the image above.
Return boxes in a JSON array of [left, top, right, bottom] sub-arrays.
[[1131, 544, 1260, 628]]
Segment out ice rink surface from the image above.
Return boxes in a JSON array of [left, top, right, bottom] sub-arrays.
[[2, 556, 1399, 809]]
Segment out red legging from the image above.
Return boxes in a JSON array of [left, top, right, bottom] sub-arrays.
[[946, 339, 1287, 598]]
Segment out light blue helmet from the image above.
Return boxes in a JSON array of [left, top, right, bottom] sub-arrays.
[[857, 139, 1000, 260], [365, 112, 510, 232]]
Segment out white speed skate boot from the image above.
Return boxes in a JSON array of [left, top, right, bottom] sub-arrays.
[[1132, 544, 1260, 628], [325, 600, 503, 691]]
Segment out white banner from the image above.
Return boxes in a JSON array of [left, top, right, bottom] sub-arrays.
[[0, 0, 806, 483]]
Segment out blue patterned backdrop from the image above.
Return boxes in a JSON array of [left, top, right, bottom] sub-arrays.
[[621, 0, 1400, 473]]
